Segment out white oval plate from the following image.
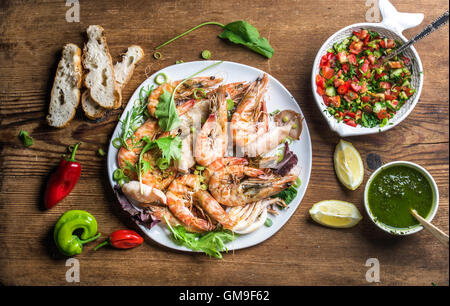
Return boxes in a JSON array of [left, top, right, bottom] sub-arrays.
[[107, 61, 312, 253]]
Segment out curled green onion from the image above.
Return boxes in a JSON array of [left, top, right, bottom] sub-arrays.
[[157, 157, 169, 170], [155, 73, 168, 85], [113, 169, 125, 181], [153, 51, 162, 60], [112, 138, 122, 149], [196, 165, 205, 171], [193, 88, 207, 100], [201, 50, 211, 60], [293, 177, 301, 188]]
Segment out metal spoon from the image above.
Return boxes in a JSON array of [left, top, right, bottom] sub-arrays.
[[410, 209, 449, 248], [382, 10, 449, 63]]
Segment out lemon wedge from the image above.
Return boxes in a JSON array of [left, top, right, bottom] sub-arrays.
[[334, 139, 364, 190], [309, 200, 362, 228]]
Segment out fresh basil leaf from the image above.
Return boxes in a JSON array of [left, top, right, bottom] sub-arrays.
[[155, 90, 181, 131], [218, 21, 274, 59]]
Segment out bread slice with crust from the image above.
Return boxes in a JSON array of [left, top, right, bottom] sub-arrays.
[[81, 90, 107, 120], [114, 45, 144, 91], [82, 25, 119, 109], [47, 43, 82, 128], [81, 45, 144, 119]]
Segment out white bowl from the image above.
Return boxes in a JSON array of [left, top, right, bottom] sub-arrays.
[[364, 161, 439, 235], [311, 0, 424, 137]]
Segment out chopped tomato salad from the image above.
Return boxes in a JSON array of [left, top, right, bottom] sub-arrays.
[[316, 29, 416, 128]]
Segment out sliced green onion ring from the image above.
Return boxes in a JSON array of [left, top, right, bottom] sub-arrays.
[[157, 157, 169, 170], [113, 169, 125, 181], [193, 88, 207, 100], [201, 50, 211, 60], [112, 138, 122, 149], [153, 51, 162, 60], [155, 73, 168, 85]]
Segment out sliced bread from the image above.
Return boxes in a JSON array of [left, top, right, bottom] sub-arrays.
[[114, 45, 144, 91], [81, 45, 144, 119], [82, 25, 119, 109], [47, 43, 82, 128], [80, 90, 107, 119]]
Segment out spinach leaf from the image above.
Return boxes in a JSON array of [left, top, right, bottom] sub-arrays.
[[154, 20, 274, 59], [155, 89, 181, 131], [218, 21, 274, 58]]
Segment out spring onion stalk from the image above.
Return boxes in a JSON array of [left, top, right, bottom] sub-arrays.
[[155, 22, 225, 50]]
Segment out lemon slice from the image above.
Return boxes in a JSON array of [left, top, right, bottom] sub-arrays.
[[309, 200, 362, 228], [334, 139, 364, 190]]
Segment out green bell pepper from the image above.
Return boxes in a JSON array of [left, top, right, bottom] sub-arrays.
[[54, 210, 101, 256]]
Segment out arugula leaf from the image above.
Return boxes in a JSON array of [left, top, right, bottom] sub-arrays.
[[218, 21, 274, 58], [164, 218, 235, 259]]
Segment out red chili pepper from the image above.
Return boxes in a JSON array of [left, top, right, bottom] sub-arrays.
[[44, 143, 82, 209], [94, 230, 144, 250]]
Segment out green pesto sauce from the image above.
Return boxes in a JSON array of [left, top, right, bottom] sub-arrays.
[[368, 165, 433, 229]]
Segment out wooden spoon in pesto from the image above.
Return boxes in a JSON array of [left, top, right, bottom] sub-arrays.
[[410, 209, 449, 248]]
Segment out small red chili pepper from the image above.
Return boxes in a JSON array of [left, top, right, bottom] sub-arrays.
[[44, 143, 82, 209], [94, 230, 144, 251]]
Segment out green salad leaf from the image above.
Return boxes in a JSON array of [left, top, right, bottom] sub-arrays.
[[155, 90, 181, 131], [272, 186, 298, 205], [164, 217, 235, 259], [218, 21, 274, 59]]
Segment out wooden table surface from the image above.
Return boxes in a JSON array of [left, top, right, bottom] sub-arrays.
[[0, 0, 448, 286]]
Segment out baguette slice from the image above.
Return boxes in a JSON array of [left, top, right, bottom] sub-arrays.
[[81, 91, 107, 119], [82, 25, 119, 109], [81, 45, 144, 119], [114, 45, 145, 91], [47, 43, 82, 128]]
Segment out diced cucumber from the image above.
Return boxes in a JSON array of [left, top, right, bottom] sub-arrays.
[[373, 102, 386, 113], [325, 87, 336, 97], [390, 68, 403, 78]]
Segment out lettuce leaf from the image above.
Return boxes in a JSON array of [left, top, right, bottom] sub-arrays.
[[165, 220, 235, 259]]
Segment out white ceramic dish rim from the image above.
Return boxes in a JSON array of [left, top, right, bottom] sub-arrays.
[[107, 60, 313, 252], [311, 0, 425, 137], [363, 161, 439, 235]]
